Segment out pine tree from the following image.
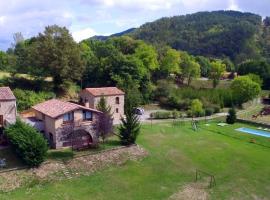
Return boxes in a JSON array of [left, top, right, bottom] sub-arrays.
[[118, 88, 141, 145], [118, 109, 140, 145], [226, 107, 237, 124]]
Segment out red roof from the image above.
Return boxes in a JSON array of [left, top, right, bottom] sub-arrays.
[[32, 99, 101, 118], [0, 87, 16, 100], [84, 87, 125, 97]]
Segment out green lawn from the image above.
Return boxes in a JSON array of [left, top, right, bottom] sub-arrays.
[[0, 121, 269, 200]]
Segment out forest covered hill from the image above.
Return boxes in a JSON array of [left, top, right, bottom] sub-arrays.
[[91, 11, 270, 64]]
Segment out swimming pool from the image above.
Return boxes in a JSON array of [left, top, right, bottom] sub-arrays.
[[236, 127, 270, 138]]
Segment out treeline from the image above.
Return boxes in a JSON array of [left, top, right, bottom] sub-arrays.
[[0, 25, 236, 102]]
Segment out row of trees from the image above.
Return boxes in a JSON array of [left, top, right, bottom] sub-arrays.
[[0, 25, 236, 101]]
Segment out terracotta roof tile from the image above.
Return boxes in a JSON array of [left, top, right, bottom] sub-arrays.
[[0, 87, 16, 100], [84, 87, 124, 96], [32, 99, 101, 118]]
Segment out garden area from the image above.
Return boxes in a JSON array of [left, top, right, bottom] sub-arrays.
[[0, 120, 269, 200]]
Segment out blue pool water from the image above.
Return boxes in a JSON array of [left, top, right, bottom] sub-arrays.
[[236, 127, 270, 138]]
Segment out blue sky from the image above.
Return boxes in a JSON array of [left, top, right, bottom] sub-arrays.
[[0, 0, 269, 50]]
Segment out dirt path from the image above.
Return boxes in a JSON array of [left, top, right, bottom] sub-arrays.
[[168, 182, 209, 200]]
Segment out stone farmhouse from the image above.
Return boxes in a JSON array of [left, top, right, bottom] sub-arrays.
[[25, 99, 102, 149], [79, 87, 125, 123], [0, 87, 17, 127]]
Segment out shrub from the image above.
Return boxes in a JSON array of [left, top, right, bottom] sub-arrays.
[[231, 76, 261, 105], [5, 120, 48, 167], [247, 73, 263, 87], [155, 85, 234, 110], [13, 89, 55, 111], [59, 81, 80, 98], [226, 108, 237, 124], [154, 79, 175, 100], [172, 110, 180, 119], [189, 99, 204, 117], [205, 107, 214, 116], [212, 105, 221, 113], [150, 111, 172, 119]]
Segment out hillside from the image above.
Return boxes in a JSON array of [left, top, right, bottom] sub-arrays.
[[91, 28, 136, 41], [131, 11, 265, 63], [88, 11, 270, 64]]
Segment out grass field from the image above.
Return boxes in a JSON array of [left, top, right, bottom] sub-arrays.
[[0, 71, 52, 82], [0, 121, 269, 200]]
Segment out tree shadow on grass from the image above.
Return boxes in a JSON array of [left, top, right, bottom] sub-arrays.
[[46, 149, 74, 162], [0, 147, 25, 171]]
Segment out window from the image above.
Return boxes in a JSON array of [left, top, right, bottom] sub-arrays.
[[63, 112, 74, 123], [49, 133, 53, 143], [115, 97, 120, 104], [116, 108, 119, 113], [83, 110, 92, 121]]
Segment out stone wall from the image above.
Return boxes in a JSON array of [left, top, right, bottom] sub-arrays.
[[55, 120, 99, 149]]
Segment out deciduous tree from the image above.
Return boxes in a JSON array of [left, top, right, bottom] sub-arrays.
[[29, 25, 85, 91], [231, 76, 261, 105], [209, 60, 226, 88]]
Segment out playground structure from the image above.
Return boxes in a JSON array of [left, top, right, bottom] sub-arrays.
[[252, 107, 270, 119], [191, 120, 198, 131]]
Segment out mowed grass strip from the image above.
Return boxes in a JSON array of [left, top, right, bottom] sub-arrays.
[[0, 122, 269, 200]]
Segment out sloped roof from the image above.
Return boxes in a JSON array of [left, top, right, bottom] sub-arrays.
[[84, 87, 125, 97], [0, 87, 16, 100], [32, 99, 101, 118]]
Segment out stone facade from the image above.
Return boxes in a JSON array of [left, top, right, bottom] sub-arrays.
[[79, 89, 125, 123], [32, 108, 100, 149]]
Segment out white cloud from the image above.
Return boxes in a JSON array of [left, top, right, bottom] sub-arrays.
[[72, 27, 98, 42], [0, 0, 268, 50], [82, 0, 179, 11], [227, 0, 241, 11], [0, 16, 6, 25]]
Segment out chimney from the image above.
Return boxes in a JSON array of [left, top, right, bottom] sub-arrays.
[[85, 100, 90, 108]]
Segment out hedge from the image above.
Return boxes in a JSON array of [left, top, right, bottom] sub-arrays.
[[150, 111, 182, 119], [5, 120, 48, 167]]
